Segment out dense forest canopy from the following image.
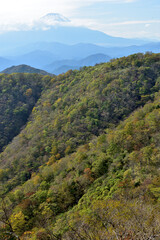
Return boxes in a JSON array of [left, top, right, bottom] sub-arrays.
[[0, 53, 160, 239], [0, 73, 52, 152]]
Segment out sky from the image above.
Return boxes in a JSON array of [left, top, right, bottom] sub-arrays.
[[0, 0, 159, 40]]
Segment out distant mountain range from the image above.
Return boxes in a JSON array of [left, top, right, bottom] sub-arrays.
[[45, 53, 111, 74], [0, 13, 159, 74], [0, 13, 150, 55], [0, 41, 159, 74], [9, 50, 57, 69], [0, 26, 150, 58]]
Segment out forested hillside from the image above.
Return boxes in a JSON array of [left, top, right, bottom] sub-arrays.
[[0, 73, 52, 152], [0, 53, 160, 239], [1, 65, 51, 75]]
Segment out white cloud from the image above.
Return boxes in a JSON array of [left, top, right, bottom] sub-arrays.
[[105, 20, 160, 26], [145, 24, 151, 28], [0, 0, 159, 40], [0, 0, 137, 23]]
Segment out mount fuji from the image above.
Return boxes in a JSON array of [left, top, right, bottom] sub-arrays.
[[0, 13, 151, 56], [39, 13, 70, 24]]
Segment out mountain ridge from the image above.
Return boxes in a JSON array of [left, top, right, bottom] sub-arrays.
[[1, 64, 52, 75]]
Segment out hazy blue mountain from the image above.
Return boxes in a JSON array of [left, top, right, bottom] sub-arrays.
[[0, 12, 157, 71], [1, 64, 52, 75], [0, 27, 149, 55], [0, 57, 12, 71], [104, 43, 160, 58], [2, 42, 111, 59], [11, 50, 58, 68], [140, 42, 160, 53], [45, 53, 111, 74], [0, 41, 159, 73], [0, 43, 113, 72], [79, 53, 111, 66], [53, 65, 79, 75], [3, 41, 160, 63]]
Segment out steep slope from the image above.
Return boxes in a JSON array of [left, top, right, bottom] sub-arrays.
[[0, 53, 160, 239], [1, 64, 51, 75], [51, 92, 160, 239], [0, 73, 52, 152], [1, 65, 160, 239], [0, 52, 160, 187]]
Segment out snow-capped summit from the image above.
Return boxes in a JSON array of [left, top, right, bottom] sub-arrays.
[[39, 13, 70, 25]]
